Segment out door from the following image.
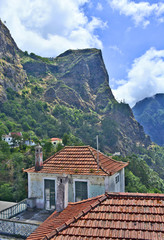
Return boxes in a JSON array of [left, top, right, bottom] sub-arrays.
[[44, 179, 55, 210]]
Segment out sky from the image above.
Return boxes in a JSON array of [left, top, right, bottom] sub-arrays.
[[0, 0, 164, 107]]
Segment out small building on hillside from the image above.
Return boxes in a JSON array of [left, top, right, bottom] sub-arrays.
[[24, 140, 36, 146], [2, 132, 22, 145], [24, 145, 128, 211], [50, 138, 62, 147]]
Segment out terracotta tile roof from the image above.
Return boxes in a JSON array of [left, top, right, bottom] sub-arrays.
[[28, 192, 164, 240], [51, 138, 62, 141], [24, 146, 128, 176], [10, 132, 22, 137], [26, 196, 101, 240]]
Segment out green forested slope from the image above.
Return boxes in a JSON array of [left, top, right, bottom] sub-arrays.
[[133, 93, 164, 146], [0, 20, 164, 201]]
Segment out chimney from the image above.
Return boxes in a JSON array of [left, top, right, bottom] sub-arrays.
[[35, 144, 43, 171], [56, 175, 68, 212]]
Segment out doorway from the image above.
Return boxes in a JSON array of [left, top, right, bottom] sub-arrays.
[[44, 179, 55, 210]]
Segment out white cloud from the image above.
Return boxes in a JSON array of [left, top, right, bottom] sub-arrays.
[[0, 0, 105, 57], [87, 17, 107, 32], [112, 48, 164, 107], [109, 45, 123, 55], [96, 2, 103, 11], [109, 0, 164, 27]]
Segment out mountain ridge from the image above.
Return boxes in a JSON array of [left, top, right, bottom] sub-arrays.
[[2, 20, 164, 201], [0, 20, 150, 155], [133, 93, 164, 146]]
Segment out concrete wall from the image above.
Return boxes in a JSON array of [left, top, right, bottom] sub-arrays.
[[28, 169, 125, 209], [28, 173, 57, 209], [68, 175, 106, 202], [105, 169, 125, 193]]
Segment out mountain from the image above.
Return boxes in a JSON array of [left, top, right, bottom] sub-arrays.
[[1, 20, 164, 200], [0, 20, 27, 102], [0, 20, 151, 155], [133, 93, 164, 146]]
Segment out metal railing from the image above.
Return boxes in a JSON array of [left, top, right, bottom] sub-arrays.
[[0, 199, 27, 219], [0, 218, 39, 238]]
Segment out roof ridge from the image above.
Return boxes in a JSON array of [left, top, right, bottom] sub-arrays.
[[88, 146, 111, 175], [105, 192, 164, 199], [89, 146, 129, 175], [43, 194, 107, 240], [64, 145, 89, 148]]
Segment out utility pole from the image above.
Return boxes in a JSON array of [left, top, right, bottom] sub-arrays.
[[96, 135, 99, 169]]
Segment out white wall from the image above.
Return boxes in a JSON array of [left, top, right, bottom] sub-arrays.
[[105, 169, 125, 193], [28, 169, 125, 209]]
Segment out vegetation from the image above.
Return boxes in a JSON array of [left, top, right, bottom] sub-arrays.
[[0, 25, 164, 201], [113, 145, 164, 193], [0, 86, 164, 201], [0, 138, 65, 202], [0, 87, 119, 150], [133, 93, 164, 146]]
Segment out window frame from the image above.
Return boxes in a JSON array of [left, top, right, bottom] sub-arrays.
[[43, 177, 57, 209], [115, 174, 120, 184], [73, 179, 89, 202]]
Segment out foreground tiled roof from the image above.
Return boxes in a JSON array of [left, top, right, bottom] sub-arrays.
[[26, 196, 101, 240], [28, 192, 164, 240], [24, 146, 128, 176]]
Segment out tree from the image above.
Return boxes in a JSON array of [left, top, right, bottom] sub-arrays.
[[0, 141, 10, 155], [0, 183, 13, 201]]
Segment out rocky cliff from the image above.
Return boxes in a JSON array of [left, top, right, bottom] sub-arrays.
[[0, 20, 151, 154], [133, 93, 164, 146], [0, 20, 27, 102], [22, 48, 115, 111]]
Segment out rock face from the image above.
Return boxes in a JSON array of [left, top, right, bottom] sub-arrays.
[[21, 48, 152, 154], [23, 48, 115, 111], [133, 93, 164, 146], [0, 20, 151, 154], [0, 20, 27, 101]]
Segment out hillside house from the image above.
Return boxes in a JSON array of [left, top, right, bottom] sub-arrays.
[[2, 132, 22, 145], [24, 140, 36, 146], [50, 138, 62, 147], [24, 145, 128, 211], [27, 192, 164, 240]]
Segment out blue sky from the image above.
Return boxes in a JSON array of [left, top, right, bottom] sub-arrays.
[[0, 0, 164, 107]]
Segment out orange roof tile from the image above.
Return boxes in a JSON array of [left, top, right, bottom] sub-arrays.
[[27, 192, 164, 240], [26, 196, 102, 240], [51, 138, 62, 141], [24, 146, 128, 176]]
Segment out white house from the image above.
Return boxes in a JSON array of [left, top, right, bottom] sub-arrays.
[[50, 138, 62, 147], [24, 145, 128, 212], [2, 132, 22, 145]]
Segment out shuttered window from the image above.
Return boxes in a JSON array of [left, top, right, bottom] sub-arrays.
[[75, 181, 88, 202]]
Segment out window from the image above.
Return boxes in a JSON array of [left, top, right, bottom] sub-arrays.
[[75, 181, 88, 202], [115, 175, 119, 184], [44, 179, 55, 210]]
